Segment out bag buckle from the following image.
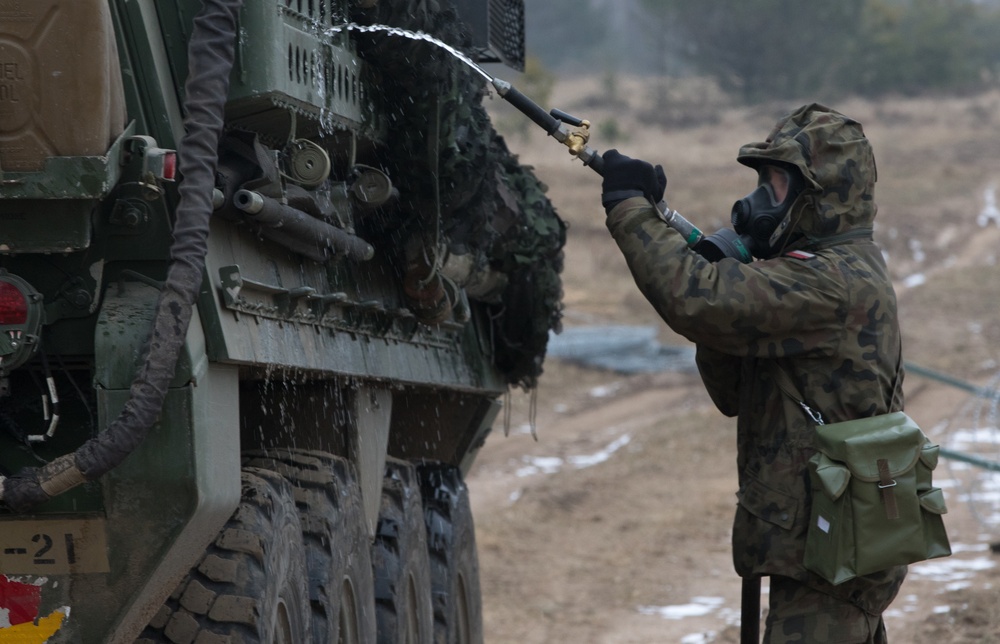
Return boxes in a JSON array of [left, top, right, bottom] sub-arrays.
[[877, 479, 897, 489]]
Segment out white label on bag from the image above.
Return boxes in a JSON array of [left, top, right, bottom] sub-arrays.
[[817, 515, 831, 533]]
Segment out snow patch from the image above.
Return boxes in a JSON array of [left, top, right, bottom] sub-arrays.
[[639, 596, 725, 620]]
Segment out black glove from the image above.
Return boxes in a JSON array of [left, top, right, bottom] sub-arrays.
[[601, 149, 667, 213]]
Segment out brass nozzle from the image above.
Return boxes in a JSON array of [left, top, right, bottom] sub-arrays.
[[563, 120, 591, 156]]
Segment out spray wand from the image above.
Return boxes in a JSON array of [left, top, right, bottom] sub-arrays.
[[491, 77, 706, 249]]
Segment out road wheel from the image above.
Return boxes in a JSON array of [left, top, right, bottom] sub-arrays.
[[373, 458, 434, 644], [243, 448, 377, 644], [418, 464, 483, 644], [138, 468, 311, 643]]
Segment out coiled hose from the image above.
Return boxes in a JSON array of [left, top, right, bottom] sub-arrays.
[[0, 0, 243, 512]]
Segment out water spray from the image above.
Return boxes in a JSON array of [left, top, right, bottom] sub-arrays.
[[333, 23, 707, 250]]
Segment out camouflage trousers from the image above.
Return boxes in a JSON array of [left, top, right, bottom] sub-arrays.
[[762, 568, 907, 644]]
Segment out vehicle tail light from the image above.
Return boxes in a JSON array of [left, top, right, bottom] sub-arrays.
[[0, 272, 44, 373], [0, 280, 28, 325], [161, 150, 177, 181]]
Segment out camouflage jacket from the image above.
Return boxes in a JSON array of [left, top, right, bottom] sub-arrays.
[[606, 105, 904, 588]]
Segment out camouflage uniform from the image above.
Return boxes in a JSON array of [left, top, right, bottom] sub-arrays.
[[605, 105, 906, 642]]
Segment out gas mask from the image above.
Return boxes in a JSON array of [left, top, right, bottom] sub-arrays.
[[696, 165, 805, 263]]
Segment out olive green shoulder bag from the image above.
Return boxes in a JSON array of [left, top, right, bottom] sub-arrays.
[[773, 362, 952, 585]]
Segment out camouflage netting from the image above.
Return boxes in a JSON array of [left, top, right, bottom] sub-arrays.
[[351, 0, 565, 389]]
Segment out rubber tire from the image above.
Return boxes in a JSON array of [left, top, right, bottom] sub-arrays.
[[373, 458, 435, 644], [418, 464, 483, 644], [138, 468, 311, 643], [243, 449, 378, 644]]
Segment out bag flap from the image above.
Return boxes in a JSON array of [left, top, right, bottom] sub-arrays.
[[919, 487, 948, 515], [809, 453, 851, 500], [815, 412, 926, 481], [919, 442, 941, 470]]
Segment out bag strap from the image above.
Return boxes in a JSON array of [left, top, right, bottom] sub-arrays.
[[772, 366, 826, 425], [877, 458, 901, 520], [772, 339, 905, 426], [887, 350, 905, 413]]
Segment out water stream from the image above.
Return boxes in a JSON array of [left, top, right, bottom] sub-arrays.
[[327, 23, 495, 83]]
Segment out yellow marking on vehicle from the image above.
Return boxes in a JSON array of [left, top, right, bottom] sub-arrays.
[[0, 608, 67, 643]]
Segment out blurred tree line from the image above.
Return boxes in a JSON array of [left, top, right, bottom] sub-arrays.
[[525, 0, 1000, 103]]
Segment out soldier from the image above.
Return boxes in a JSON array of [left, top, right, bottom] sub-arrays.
[[599, 104, 907, 643]]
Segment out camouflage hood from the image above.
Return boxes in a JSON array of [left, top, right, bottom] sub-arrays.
[[736, 103, 877, 241]]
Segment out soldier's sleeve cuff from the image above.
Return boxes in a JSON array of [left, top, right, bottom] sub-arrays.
[[606, 196, 654, 220], [602, 190, 645, 214]]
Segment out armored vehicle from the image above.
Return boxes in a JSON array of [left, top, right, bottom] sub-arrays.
[[0, 0, 564, 641]]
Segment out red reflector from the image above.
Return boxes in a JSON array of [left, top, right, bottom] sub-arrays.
[[162, 151, 177, 180], [0, 576, 42, 627], [0, 280, 28, 325]]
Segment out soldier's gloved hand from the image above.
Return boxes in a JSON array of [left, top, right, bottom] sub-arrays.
[[601, 149, 667, 214]]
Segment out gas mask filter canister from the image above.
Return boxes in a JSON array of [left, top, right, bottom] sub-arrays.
[[696, 165, 803, 263]]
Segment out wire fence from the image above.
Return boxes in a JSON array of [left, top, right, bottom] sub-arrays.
[[549, 325, 1000, 533], [922, 368, 1000, 533]]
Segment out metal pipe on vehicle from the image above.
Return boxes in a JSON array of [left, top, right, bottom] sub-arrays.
[[233, 189, 375, 262]]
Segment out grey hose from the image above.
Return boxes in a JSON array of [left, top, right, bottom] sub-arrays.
[[0, 0, 243, 512]]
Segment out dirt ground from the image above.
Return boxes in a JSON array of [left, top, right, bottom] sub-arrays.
[[467, 77, 1000, 643]]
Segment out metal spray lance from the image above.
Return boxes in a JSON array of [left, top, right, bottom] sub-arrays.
[[490, 77, 706, 250]]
